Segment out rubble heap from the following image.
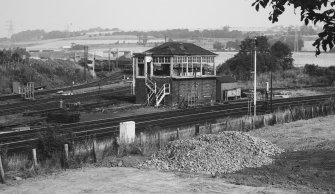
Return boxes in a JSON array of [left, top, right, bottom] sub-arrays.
[[139, 131, 284, 174]]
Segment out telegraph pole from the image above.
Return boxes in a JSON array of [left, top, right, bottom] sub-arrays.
[[7, 20, 14, 48], [115, 48, 118, 69], [108, 48, 111, 72], [294, 27, 299, 52], [253, 37, 257, 117], [132, 57, 135, 95], [84, 46, 88, 82], [270, 71, 273, 113]]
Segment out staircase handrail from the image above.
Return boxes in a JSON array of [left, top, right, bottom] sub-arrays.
[[156, 83, 171, 107], [145, 77, 156, 93]]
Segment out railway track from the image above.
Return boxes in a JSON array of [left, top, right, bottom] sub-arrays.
[[1, 93, 335, 151], [0, 72, 124, 102], [0, 86, 131, 116], [0, 101, 256, 151]]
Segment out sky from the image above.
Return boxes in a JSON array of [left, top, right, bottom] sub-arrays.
[[0, 0, 303, 38]]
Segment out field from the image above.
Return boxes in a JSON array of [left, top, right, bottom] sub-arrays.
[[215, 51, 335, 67], [3, 35, 334, 68], [292, 52, 335, 67]]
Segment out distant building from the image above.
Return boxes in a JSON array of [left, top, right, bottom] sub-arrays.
[[216, 76, 241, 101], [133, 42, 218, 107], [12, 81, 22, 94]]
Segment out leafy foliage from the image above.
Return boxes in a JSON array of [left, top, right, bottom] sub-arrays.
[[217, 36, 293, 80], [300, 25, 317, 35], [11, 30, 45, 42], [304, 64, 335, 84], [114, 27, 244, 39], [0, 57, 88, 93], [252, 0, 335, 55], [213, 41, 224, 50], [9, 29, 82, 42], [0, 48, 30, 63], [226, 40, 240, 50], [271, 41, 294, 70]]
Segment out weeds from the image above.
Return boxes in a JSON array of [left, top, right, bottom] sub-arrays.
[[2, 101, 335, 182]]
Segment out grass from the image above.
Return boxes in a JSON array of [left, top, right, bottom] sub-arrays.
[[0, 59, 92, 94], [1, 99, 335, 182], [242, 68, 330, 89]]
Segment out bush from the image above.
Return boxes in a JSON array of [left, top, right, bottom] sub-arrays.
[[36, 125, 74, 161]]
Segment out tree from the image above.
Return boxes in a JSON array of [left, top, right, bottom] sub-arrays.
[[252, 0, 335, 55], [270, 41, 294, 70], [213, 41, 224, 50], [11, 30, 45, 42], [218, 36, 272, 80], [217, 36, 293, 80], [300, 25, 317, 35], [226, 40, 240, 50], [283, 35, 304, 51]]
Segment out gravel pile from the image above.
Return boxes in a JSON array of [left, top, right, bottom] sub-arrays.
[[139, 131, 284, 174]]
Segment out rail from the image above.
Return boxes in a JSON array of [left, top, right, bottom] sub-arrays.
[[1, 93, 335, 152]]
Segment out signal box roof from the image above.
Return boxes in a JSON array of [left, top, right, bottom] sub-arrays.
[[135, 42, 218, 56]]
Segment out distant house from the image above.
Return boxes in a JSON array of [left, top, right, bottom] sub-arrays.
[[133, 42, 218, 107], [61, 45, 71, 50]]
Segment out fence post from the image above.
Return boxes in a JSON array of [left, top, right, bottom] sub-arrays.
[[32, 148, 38, 171], [311, 106, 314, 118], [0, 155, 5, 184], [251, 117, 254, 130], [176, 128, 180, 140], [64, 144, 69, 168], [140, 132, 144, 146], [92, 138, 97, 163], [195, 124, 200, 136], [158, 132, 162, 149]]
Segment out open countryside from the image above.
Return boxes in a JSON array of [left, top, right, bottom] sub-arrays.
[[7, 36, 334, 67]]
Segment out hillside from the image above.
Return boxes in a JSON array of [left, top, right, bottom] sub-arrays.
[[0, 59, 91, 94]]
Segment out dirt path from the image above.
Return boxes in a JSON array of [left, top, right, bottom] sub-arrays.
[[0, 167, 295, 194]]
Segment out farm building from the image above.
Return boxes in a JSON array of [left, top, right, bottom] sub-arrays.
[[133, 42, 218, 107]]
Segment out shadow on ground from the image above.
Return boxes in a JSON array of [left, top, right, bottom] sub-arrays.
[[222, 149, 335, 193]]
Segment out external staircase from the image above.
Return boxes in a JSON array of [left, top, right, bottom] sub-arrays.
[[145, 77, 156, 106], [145, 77, 170, 107]]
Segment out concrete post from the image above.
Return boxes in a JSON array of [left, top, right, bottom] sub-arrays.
[[60, 100, 63, 109], [64, 144, 69, 168], [119, 121, 135, 144], [32, 148, 37, 170]]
